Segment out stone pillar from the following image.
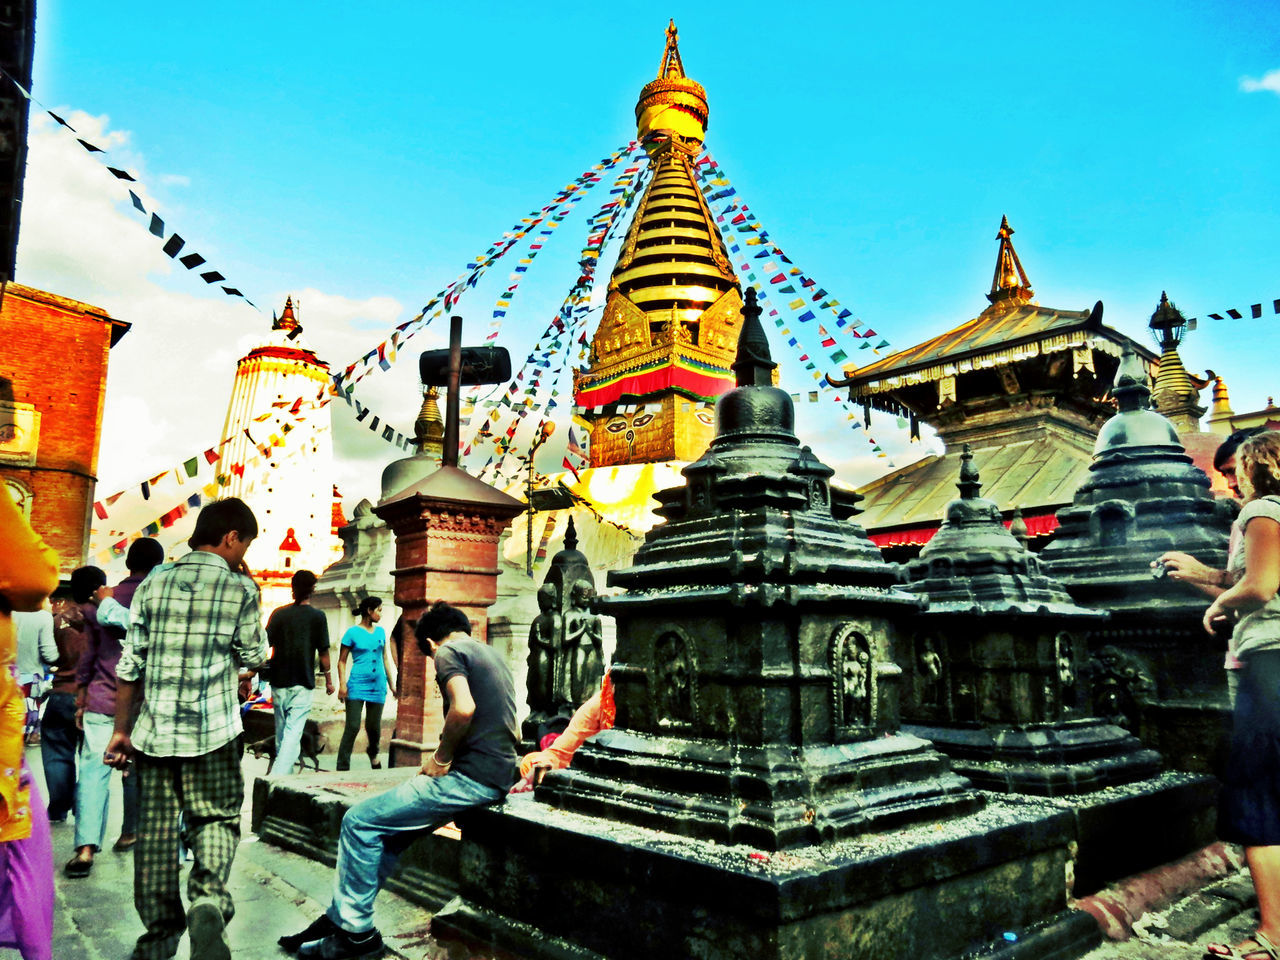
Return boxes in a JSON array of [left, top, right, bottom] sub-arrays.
[[372, 464, 523, 768]]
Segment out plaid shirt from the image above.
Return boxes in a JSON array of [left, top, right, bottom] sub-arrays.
[[117, 551, 268, 757]]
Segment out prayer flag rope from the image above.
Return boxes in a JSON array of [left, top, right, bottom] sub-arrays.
[[2, 68, 259, 309], [1189, 299, 1280, 324], [467, 161, 651, 480], [695, 154, 895, 464], [334, 142, 641, 395]]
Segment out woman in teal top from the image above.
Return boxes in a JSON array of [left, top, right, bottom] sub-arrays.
[[336, 597, 397, 770]]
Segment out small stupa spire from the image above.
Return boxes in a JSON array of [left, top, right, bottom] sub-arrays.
[[414, 385, 445, 458], [1148, 292, 1208, 432], [957, 443, 982, 500], [273, 295, 300, 333], [657, 19, 686, 79], [731, 287, 776, 387], [987, 216, 1034, 305]]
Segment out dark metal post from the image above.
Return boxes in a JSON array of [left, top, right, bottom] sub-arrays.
[[443, 316, 462, 468]]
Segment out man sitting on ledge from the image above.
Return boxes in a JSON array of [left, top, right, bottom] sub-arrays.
[[280, 600, 519, 960]]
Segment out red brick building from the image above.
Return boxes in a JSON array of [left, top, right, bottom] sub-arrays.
[[0, 282, 129, 574]]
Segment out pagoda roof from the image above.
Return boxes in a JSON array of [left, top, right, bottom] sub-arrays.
[[829, 298, 1138, 395], [855, 437, 1092, 539]]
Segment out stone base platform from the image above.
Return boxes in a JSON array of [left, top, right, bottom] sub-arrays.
[[990, 771, 1219, 897], [250, 769, 1217, 959], [431, 795, 1090, 960], [251, 769, 462, 910]]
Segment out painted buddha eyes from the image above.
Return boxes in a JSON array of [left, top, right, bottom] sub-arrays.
[[632, 413, 654, 428], [606, 419, 628, 434]]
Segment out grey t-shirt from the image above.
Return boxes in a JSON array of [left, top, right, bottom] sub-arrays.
[[1229, 495, 1280, 660], [434, 637, 519, 790]]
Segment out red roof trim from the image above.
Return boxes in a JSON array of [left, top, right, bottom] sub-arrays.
[[867, 512, 1059, 548], [242, 345, 328, 368]]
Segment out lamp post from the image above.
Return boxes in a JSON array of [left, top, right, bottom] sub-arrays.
[[526, 420, 556, 575]]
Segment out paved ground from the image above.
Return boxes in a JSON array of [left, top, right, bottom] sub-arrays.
[[6, 743, 1271, 960], [28, 746, 465, 960]]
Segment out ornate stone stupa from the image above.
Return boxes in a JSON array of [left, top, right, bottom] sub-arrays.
[[1040, 344, 1237, 770], [898, 445, 1157, 795], [435, 289, 1104, 960]]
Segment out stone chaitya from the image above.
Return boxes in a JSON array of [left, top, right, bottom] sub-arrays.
[[431, 289, 1103, 960], [538, 287, 978, 849], [523, 515, 604, 745], [1040, 344, 1237, 771], [898, 444, 1159, 795]]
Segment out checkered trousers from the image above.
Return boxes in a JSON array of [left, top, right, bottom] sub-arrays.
[[130, 738, 244, 960]]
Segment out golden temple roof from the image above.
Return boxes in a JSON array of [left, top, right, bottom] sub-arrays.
[[828, 219, 1152, 395]]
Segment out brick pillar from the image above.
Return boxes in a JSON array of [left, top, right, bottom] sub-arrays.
[[372, 464, 523, 768]]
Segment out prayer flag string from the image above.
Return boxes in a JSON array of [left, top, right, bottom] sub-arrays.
[[1, 67, 260, 310]]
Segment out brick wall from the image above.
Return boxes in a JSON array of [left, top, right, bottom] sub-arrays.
[[0, 283, 129, 573]]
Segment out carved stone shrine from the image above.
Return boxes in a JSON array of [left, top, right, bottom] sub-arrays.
[[432, 289, 1099, 960], [898, 445, 1216, 893], [523, 515, 605, 745], [1040, 344, 1237, 772]]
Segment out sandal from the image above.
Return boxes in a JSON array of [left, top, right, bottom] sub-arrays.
[[113, 833, 138, 852], [1205, 931, 1280, 960]]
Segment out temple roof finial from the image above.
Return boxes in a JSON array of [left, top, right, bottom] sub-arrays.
[[732, 287, 776, 387], [987, 215, 1034, 305], [957, 443, 982, 499], [658, 19, 686, 78]]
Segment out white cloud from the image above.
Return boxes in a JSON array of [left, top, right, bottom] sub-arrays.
[[14, 110, 427, 511], [1240, 69, 1280, 96]]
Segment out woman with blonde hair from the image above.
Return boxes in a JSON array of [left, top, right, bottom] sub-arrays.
[[1204, 431, 1280, 960]]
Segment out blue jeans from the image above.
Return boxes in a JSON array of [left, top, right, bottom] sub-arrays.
[[74, 711, 139, 848], [272, 686, 313, 776], [326, 771, 503, 933], [40, 691, 78, 820]]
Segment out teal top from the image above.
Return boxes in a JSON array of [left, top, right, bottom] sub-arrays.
[[340, 624, 388, 704]]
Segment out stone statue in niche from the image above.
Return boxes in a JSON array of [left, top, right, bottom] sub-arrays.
[[838, 631, 872, 727], [917, 637, 942, 708], [563, 582, 604, 704], [526, 583, 561, 721], [655, 633, 695, 725]]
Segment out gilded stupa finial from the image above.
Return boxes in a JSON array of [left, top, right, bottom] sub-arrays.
[[273, 295, 300, 333], [658, 19, 686, 79], [987, 216, 1034, 305], [636, 21, 708, 155]]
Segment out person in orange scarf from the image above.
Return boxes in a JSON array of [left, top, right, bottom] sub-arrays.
[[511, 672, 615, 792], [0, 479, 61, 960]]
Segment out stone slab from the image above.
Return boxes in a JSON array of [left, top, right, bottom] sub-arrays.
[[989, 771, 1218, 895], [432, 792, 1080, 960]]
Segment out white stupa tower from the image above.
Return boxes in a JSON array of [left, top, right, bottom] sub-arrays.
[[218, 296, 340, 611]]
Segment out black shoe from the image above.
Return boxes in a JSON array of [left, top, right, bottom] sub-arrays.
[[297, 928, 384, 959], [278, 914, 339, 953], [63, 855, 92, 878], [187, 898, 230, 960]]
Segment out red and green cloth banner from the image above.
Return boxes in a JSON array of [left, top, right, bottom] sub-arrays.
[[574, 355, 734, 410]]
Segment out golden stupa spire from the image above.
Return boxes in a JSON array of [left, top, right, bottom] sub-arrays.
[[987, 216, 1034, 305], [1148, 292, 1208, 432], [635, 20, 709, 156], [572, 23, 743, 469]]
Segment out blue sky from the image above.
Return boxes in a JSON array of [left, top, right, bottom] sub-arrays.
[[17, 1, 1280, 510]]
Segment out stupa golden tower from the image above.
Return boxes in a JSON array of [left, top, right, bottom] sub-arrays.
[[573, 22, 743, 468]]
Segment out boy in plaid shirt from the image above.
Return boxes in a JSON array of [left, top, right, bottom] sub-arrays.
[[105, 498, 268, 960]]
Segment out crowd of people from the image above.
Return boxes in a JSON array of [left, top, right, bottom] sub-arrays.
[[3, 424, 1280, 959]]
